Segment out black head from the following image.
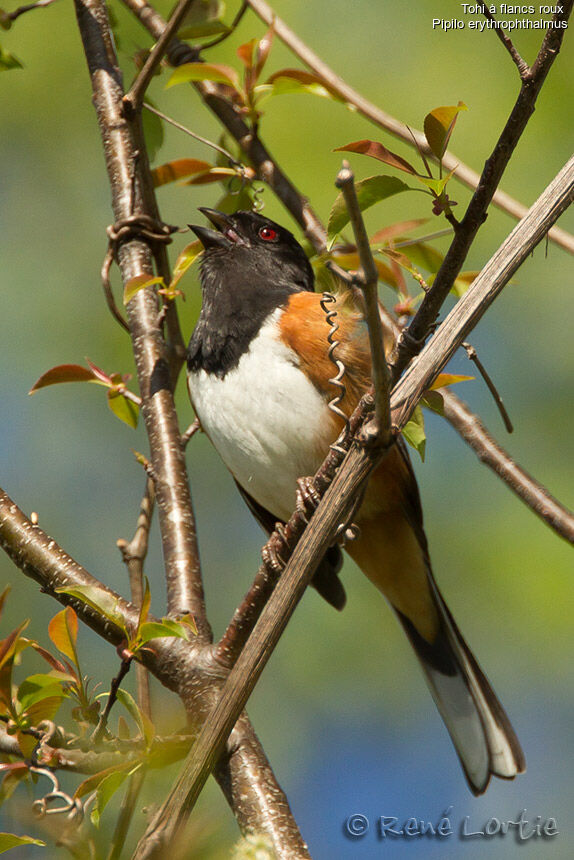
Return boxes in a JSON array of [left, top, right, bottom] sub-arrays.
[[190, 208, 314, 294], [187, 209, 315, 377]]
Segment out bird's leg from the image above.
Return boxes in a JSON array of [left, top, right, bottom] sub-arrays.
[[295, 476, 321, 523]]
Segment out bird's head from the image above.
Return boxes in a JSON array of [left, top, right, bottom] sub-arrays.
[[189, 208, 315, 295]]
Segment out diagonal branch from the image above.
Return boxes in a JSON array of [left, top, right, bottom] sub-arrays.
[[137, 151, 574, 852], [391, 1, 573, 379], [123, 0, 196, 114], [246, 0, 574, 256]]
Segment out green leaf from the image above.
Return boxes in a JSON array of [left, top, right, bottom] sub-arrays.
[[416, 167, 455, 197], [169, 241, 203, 289], [123, 274, 165, 305], [107, 390, 139, 428], [451, 270, 478, 297], [75, 760, 138, 800], [137, 619, 191, 646], [166, 62, 240, 90], [0, 834, 45, 853], [90, 770, 129, 827], [18, 676, 66, 711], [178, 20, 229, 39], [55, 586, 128, 637], [177, 0, 227, 39], [0, 46, 22, 71], [137, 577, 151, 631], [401, 405, 426, 461], [151, 159, 213, 187], [48, 607, 78, 664], [23, 695, 64, 725], [264, 68, 343, 101], [115, 689, 154, 747], [328, 175, 412, 239], [335, 140, 418, 175], [423, 102, 467, 160], [420, 390, 444, 416]]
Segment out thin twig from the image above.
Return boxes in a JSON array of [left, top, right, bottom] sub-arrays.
[[441, 389, 574, 541], [142, 102, 242, 166], [245, 0, 574, 256], [390, 1, 574, 380], [335, 161, 391, 445], [200, 0, 248, 50], [462, 341, 513, 433], [481, 8, 530, 77], [4, 0, 57, 22], [392, 154, 574, 428], [91, 657, 132, 744], [123, 0, 196, 114], [181, 417, 201, 447]]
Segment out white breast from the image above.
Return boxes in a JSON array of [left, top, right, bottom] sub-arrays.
[[187, 310, 331, 522]]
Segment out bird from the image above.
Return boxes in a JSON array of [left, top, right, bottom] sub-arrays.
[[186, 207, 525, 795]]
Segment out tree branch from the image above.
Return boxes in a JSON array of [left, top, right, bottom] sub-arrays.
[[246, 0, 574, 256], [481, 8, 530, 77], [123, 0, 196, 115], [75, 0, 206, 628], [440, 390, 574, 544], [335, 161, 391, 444], [390, 1, 573, 379], [138, 152, 574, 849]]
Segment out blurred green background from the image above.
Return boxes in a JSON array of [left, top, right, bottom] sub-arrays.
[[1, 0, 573, 856]]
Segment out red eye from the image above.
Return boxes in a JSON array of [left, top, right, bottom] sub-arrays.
[[258, 226, 277, 241]]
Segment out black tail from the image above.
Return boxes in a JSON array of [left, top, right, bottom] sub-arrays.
[[397, 575, 525, 795]]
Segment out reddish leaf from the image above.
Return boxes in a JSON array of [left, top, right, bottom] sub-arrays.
[[335, 140, 418, 175], [151, 158, 213, 188], [169, 241, 203, 289], [48, 608, 78, 665], [369, 219, 429, 245], [254, 25, 274, 79], [184, 166, 238, 185], [265, 68, 342, 100], [237, 39, 256, 70], [29, 364, 102, 394]]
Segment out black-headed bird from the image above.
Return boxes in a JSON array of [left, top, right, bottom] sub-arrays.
[[186, 207, 525, 795]]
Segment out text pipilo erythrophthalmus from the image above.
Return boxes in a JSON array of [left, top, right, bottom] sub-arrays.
[[186, 207, 525, 795]]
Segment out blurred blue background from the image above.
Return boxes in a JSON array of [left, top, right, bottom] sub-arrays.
[[1, 0, 573, 856]]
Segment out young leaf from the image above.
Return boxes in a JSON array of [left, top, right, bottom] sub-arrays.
[[48, 607, 78, 664], [423, 102, 467, 160], [170, 241, 203, 289], [0, 46, 23, 71], [29, 364, 103, 394], [328, 175, 412, 238], [90, 770, 129, 827], [265, 68, 343, 101], [335, 140, 418, 175], [107, 389, 139, 429], [151, 158, 213, 187], [184, 166, 239, 185], [115, 689, 154, 747], [401, 405, 426, 461], [123, 274, 165, 305], [369, 218, 429, 246], [17, 675, 67, 711], [137, 620, 191, 646], [430, 373, 474, 390], [75, 760, 138, 799], [420, 390, 444, 416], [166, 62, 240, 91], [55, 586, 128, 637], [0, 834, 46, 853]]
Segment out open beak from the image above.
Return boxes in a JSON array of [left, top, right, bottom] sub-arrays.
[[189, 208, 247, 249]]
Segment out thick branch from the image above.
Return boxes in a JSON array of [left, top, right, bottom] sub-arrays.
[[75, 0, 206, 628], [246, 0, 574, 256], [391, 1, 573, 378]]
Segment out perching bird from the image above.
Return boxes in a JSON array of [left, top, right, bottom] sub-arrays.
[[186, 207, 525, 795]]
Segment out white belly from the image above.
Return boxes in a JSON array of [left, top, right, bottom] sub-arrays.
[[188, 311, 331, 522]]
